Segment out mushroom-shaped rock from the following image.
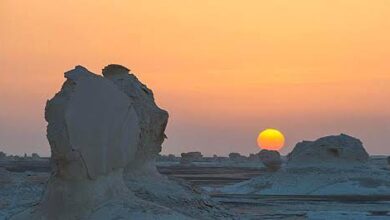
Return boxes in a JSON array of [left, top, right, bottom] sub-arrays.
[[258, 150, 282, 171], [47, 66, 140, 179], [11, 66, 141, 220], [287, 134, 369, 167]]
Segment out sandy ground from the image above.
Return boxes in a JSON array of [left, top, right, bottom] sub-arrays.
[[1, 157, 390, 219]]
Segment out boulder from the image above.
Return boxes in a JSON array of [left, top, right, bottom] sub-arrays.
[[31, 153, 40, 160], [287, 134, 369, 167], [257, 150, 282, 171]]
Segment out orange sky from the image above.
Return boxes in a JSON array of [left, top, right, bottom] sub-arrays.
[[1, 0, 389, 156]]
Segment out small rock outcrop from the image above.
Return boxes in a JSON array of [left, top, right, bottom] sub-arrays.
[[287, 134, 369, 167], [12, 66, 141, 220], [180, 152, 203, 165], [228, 152, 246, 162], [257, 149, 282, 171]]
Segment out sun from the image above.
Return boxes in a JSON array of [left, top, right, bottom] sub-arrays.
[[257, 128, 285, 151]]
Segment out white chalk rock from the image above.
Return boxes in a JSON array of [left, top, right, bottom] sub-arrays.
[[11, 66, 142, 220], [11, 65, 233, 220], [287, 134, 369, 167]]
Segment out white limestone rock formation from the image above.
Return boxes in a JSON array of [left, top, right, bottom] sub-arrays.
[[11, 66, 189, 220], [103, 64, 233, 219], [221, 134, 390, 196], [257, 149, 282, 171], [287, 134, 369, 168]]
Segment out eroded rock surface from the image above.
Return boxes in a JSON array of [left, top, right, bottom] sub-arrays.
[[287, 134, 369, 167], [10, 66, 190, 220]]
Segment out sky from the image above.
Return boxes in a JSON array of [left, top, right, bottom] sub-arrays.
[[1, 0, 389, 156]]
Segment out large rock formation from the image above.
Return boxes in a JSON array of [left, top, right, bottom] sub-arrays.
[[287, 134, 369, 167], [180, 152, 203, 165], [11, 66, 190, 220], [11, 65, 233, 220]]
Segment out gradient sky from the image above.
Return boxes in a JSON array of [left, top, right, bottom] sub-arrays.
[[1, 0, 389, 156]]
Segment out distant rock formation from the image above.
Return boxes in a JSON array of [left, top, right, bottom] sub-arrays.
[[287, 134, 369, 167], [257, 150, 282, 171], [180, 152, 203, 165], [221, 134, 390, 196], [228, 152, 246, 162], [31, 153, 40, 160]]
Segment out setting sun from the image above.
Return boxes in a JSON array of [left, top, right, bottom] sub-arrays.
[[257, 129, 285, 151]]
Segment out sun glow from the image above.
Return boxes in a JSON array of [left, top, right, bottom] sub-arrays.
[[257, 129, 285, 151]]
